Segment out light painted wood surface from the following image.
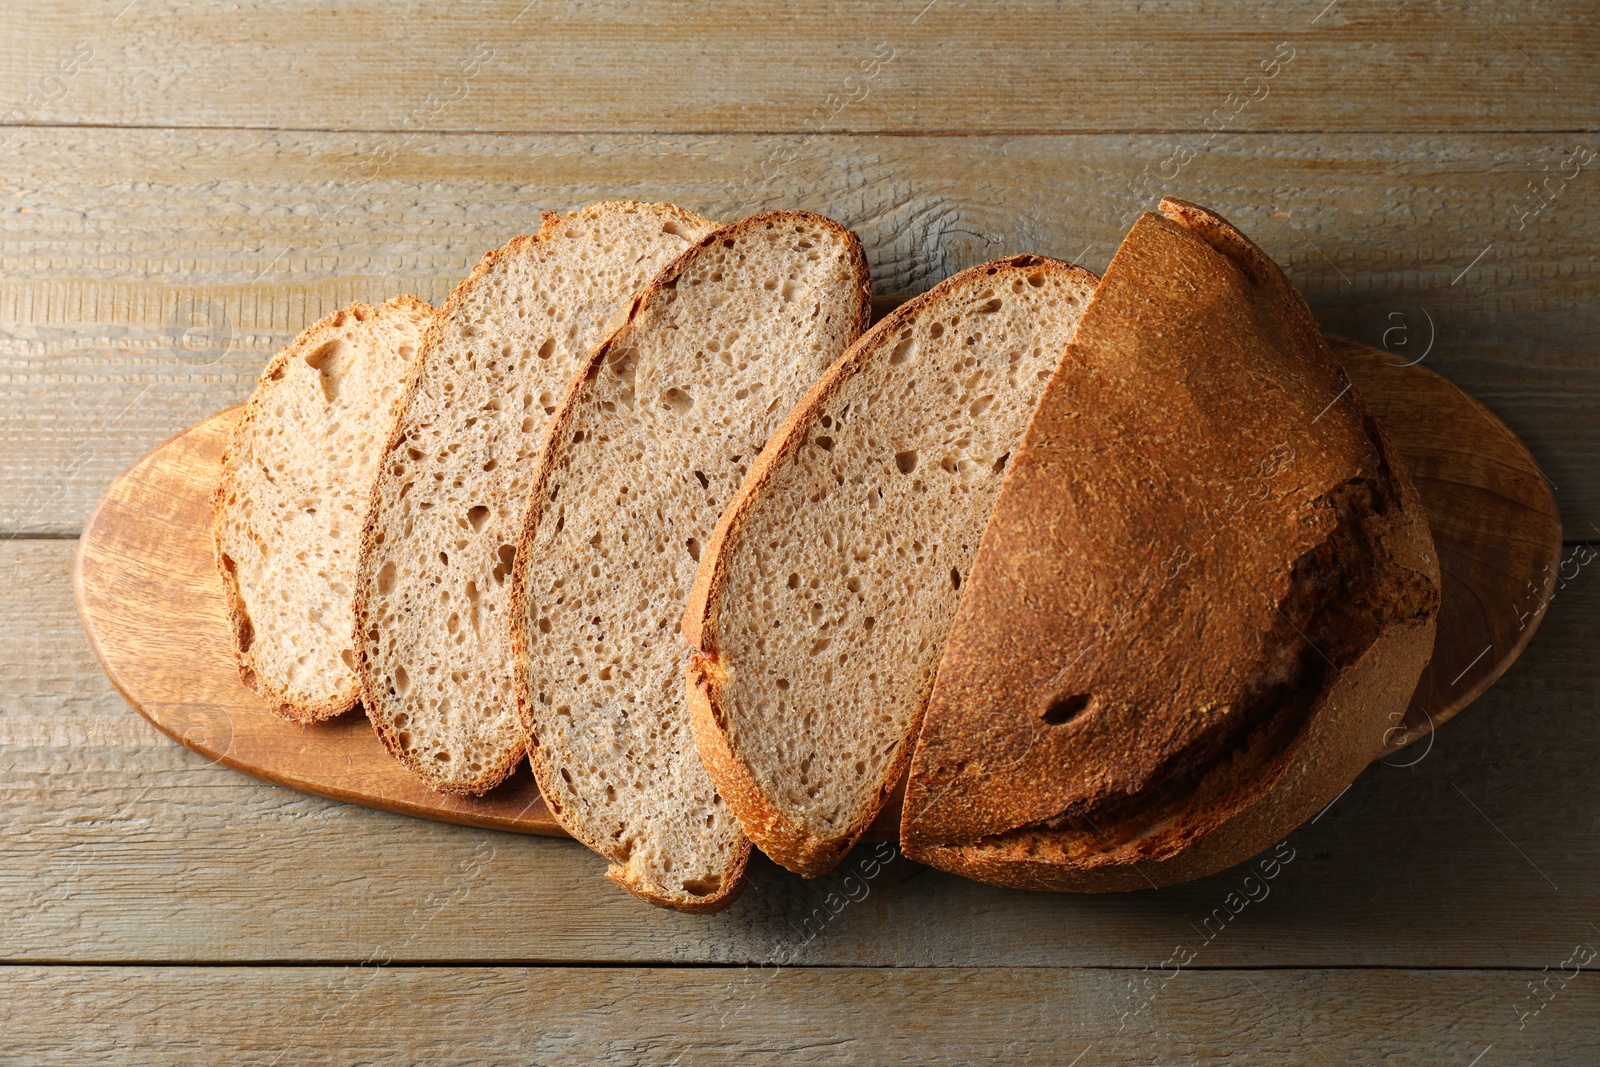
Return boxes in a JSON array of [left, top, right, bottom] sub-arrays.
[[9, 536, 1598, 966], [4, 965, 1595, 1064], [2, 1, 1595, 133], [3, 0, 1597, 1055], [2, 129, 1596, 536]]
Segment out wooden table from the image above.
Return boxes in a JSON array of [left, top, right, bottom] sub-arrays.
[[4, 2, 1597, 1062]]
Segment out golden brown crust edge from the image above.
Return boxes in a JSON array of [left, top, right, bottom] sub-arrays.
[[682, 255, 1097, 878], [901, 201, 1440, 892], [508, 209, 865, 908], [211, 295, 433, 727]]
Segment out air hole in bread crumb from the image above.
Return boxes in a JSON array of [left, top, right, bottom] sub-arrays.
[[376, 562, 397, 595], [467, 505, 490, 531], [439, 550, 449, 566], [304, 339, 344, 402], [686, 537, 701, 562], [787, 573, 800, 589], [895, 450, 919, 474], [776, 678, 789, 690], [1027, 270, 1046, 287], [929, 322, 945, 339], [693, 470, 709, 490], [1040, 692, 1092, 726], [393, 665, 410, 696], [406, 446, 423, 461], [538, 336, 556, 360], [663, 387, 694, 413], [815, 435, 834, 451], [683, 875, 721, 896], [993, 451, 1010, 474], [492, 544, 515, 583], [976, 297, 1003, 314]]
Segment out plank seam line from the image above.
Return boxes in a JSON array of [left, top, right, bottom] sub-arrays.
[[1, 122, 1597, 138], [0, 961, 1576, 972]]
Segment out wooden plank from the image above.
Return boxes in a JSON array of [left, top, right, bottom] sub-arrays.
[[1, 1, 1595, 134], [2, 965, 1594, 1064], [6, 538, 1600, 966], [1, 128, 1596, 535]]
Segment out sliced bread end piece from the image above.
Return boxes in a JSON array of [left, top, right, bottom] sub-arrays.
[[684, 255, 1099, 877], [356, 202, 718, 796], [213, 296, 433, 724], [511, 210, 871, 909]]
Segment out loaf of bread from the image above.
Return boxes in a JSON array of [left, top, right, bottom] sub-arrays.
[[355, 202, 717, 794], [683, 256, 1098, 877], [213, 296, 432, 723], [511, 211, 872, 910], [898, 198, 1442, 890]]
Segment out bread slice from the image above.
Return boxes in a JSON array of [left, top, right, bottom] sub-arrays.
[[682, 255, 1099, 877], [213, 296, 432, 724], [899, 199, 1441, 891], [355, 201, 717, 794], [510, 210, 871, 910]]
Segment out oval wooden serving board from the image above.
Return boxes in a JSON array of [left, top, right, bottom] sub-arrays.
[[74, 335, 1561, 840]]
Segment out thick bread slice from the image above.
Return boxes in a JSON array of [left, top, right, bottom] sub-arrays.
[[683, 255, 1098, 877], [213, 296, 432, 724], [899, 198, 1441, 891], [510, 210, 871, 911], [356, 201, 717, 794]]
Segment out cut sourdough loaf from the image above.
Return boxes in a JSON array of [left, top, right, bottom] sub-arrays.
[[510, 210, 871, 911], [356, 201, 716, 794], [899, 198, 1441, 891], [683, 255, 1099, 877], [213, 296, 432, 724]]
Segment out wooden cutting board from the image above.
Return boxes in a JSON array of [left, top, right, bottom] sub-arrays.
[[73, 335, 1562, 839]]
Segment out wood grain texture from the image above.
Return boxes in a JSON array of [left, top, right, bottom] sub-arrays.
[[1334, 336, 1563, 740], [2, 1, 1595, 134], [74, 407, 564, 837], [2, 128, 1597, 535], [69, 338, 1559, 851], [2, 965, 1595, 1065], [9, 535, 1598, 966]]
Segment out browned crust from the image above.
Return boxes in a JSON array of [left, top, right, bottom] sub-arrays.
[[211, 294, 433, 726], [682, 255, 1099, 878], [899, 199, 1440, 891], [604, 842, 754, 915], [507, 210, 867, 909], [354, 201, 714, 796]]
